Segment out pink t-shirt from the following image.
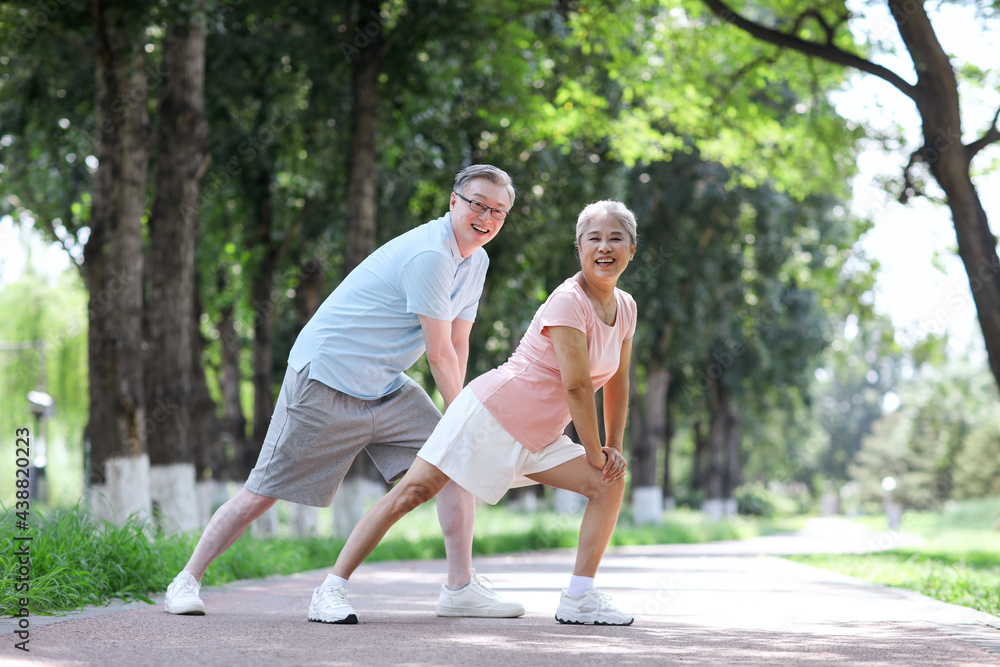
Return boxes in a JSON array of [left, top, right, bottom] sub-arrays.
[[469, 274, 637, 452]]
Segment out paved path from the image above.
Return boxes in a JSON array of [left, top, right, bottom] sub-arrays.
[[4, 518, 1000, 665]]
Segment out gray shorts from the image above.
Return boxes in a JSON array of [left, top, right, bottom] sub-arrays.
[[244, 364, 442, 507]]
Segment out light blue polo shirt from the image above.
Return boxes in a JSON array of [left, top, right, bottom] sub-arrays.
[[288, 213, 489, 399]]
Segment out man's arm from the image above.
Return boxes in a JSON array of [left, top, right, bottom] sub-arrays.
[[417, 314, 473, 410], [451, 317, 473, 387]]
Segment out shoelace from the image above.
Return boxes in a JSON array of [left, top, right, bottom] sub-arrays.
[[172, 578, 199, 596], [316, 586, 348, 604], [469, 574, 503, 600], [593, 590, 614, 610]]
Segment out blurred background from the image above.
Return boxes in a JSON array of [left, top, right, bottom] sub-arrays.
[[1, 0, 998, 539]]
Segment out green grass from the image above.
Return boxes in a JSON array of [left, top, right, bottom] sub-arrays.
[[1, 502, 798, 616], [789, 497, 1000, 619]]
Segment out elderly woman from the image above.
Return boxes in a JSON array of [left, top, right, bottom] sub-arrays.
[[314, 200, 638, 626]]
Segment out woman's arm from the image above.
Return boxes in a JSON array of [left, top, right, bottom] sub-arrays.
[[601, 337, 633, 481], [603, 337, 632, 451], [548, 326, 605, 470]]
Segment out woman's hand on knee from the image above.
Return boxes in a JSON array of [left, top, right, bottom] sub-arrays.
[[601, 447, 628, 483]]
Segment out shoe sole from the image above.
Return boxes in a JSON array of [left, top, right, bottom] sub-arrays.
[[555, 613, 634, 626], [309, 614, 359, 624], [165, 601, 206, 615], [436, 606, 525, 618]]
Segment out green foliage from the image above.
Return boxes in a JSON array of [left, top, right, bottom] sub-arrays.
[[1, 501, 794, 616], [733, 481, 799, 517], [2, 0, 885, 499], [789, 498, 1000, 618], [1, 505, 164, 615], [936, 496, 1000, 530], [808, 315, 903, 482], [790, 551, 1000, 618], [849, 360, 999, 509], [950, 415, 1000, 500], [0, 263, 88, 506]]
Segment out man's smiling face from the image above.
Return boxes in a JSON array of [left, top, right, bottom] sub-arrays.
[[449, 178, 510, 258]]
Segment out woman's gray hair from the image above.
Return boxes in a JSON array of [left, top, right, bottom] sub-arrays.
[[575, 200, 638, 246], [453, 164, 516, 209]]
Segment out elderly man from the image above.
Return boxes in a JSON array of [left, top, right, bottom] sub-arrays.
[[165, 165, 523, 623]]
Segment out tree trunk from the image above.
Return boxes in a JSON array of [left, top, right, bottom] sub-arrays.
[[700, 0, 1000, 397], [294, 255, 325, 340], [145, 5, 208, 534], [691, 420, 706, 496], [343, 0, 382, 276], [242, 167, 277, 481], [703, 359, 732, 520], [630, 360, 669, 524], [218, 299, 247, 475], [888, 0, 1000, 395], [723, 407, 742, 513], [191, 287, 225, 526], [86, 3, 152, 525], [333, 0, 389, 535], [662, 393, 676, 510]]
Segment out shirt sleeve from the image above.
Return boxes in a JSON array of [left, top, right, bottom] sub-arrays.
[[623, 291, 638, 340], [539, 290, 589, 334], [399, 251, 454, 321]]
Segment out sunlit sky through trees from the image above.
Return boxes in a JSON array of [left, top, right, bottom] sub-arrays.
[[2, 1, 997, 365], [834, 0, 998, 361]]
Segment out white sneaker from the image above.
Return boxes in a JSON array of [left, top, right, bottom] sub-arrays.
[[308, 584, 358, 624], [436, 569, 525, 618], [164, 571, 206, 615], [555, 588, 633, 626]]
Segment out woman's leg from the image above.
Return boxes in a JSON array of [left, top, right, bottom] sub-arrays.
[[526, 456, 626, 577], [332, 457, 452, 579]]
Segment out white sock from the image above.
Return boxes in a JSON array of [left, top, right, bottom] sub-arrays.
[[447, 578, 471, 591], [322, 574, 349, 591], [567, 575, 594, 597]]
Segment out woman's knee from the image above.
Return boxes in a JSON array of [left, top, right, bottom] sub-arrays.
[[582, 475, 625, 504], [389, 481, 437, 515]]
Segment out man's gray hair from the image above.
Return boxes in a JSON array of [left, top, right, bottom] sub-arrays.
[[576, 200, 638, 246], [454, 165, 516, 209]]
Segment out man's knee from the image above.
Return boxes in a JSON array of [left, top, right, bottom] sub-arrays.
[[231, 488, 277, 518]]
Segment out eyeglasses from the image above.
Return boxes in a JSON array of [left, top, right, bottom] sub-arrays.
[[454, 191, 508, 221]]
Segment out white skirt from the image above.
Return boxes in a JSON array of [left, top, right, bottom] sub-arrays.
[[417, 387, 586, 504]]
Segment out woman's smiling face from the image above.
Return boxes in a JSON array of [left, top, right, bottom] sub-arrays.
[[577, 214, 636, 284]]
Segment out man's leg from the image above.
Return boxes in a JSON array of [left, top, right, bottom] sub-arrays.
[[365, 383, 524, 618], [183, 487, 277, 579], [165, 487, 277, 615], [436, 480, 475, 588], [432, 480, 524, 619]]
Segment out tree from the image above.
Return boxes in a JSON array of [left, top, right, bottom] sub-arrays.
[[144, 2, 208, 533], [850, 358, 998, 508], [697, 0, 1000, 399], [84, 0, 154, 524], [1, 0, 156, 521]]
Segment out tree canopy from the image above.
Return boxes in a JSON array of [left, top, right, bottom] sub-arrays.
[[1, 0, 995, 521]]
